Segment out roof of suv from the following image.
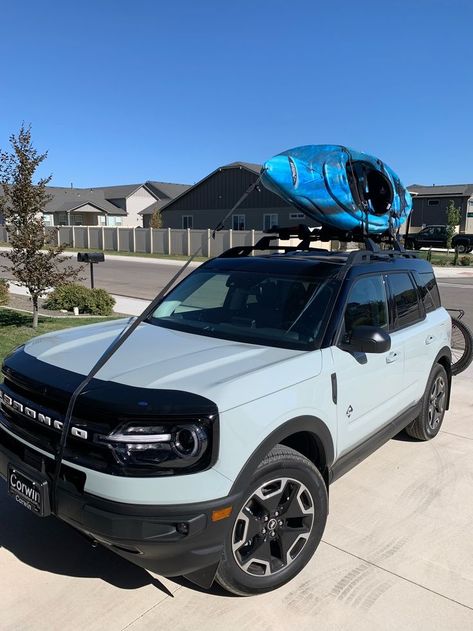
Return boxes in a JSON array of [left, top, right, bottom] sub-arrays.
[[205, 249, 434, 279]]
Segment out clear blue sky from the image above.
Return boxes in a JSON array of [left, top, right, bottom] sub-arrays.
[[1, 0, 472, 188]]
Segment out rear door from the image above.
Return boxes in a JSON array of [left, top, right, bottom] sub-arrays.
[[385, 272, 428, 407], [332, 274, 404, 457]]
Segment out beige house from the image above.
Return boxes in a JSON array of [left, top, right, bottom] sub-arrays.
[[39, 181, 189, 228]]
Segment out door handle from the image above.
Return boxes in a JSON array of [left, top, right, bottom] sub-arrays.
[[425, 335, 436, 345], [386, 351, 400, 364]]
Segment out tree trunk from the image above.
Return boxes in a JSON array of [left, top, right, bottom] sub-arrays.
[[32, 295, 39, 329]]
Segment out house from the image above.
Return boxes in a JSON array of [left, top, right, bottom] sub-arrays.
[[153, 162, 316, 231], [1, 180, 190, 227], [407, 184, 473, 233]]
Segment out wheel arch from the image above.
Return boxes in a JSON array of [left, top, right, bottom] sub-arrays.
[[229, 416, 334, 495]]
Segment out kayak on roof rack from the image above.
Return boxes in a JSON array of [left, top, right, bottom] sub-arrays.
[[261, 144, 412, 235]]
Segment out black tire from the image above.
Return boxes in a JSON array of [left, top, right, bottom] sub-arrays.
[[405, 364, 449, 441], [456, 243, 468, 254], [215, 445, 328, 596], [451, 317, 473, 376]]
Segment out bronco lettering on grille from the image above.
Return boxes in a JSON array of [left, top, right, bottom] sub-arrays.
[[0, 389, 88, 440]]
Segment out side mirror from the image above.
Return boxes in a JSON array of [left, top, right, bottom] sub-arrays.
[[340, 325, 391, 354]]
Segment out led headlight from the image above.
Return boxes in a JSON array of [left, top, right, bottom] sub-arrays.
[[96, 421, 211, 472]]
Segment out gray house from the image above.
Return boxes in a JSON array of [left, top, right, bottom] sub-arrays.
[[407, 184, 473, 234], [155, 162, 317, 231]]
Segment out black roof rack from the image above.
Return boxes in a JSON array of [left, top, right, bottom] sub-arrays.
[[217, 225, 418, 274]]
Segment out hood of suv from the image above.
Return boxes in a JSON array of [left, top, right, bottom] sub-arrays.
[[22, 319, 320, 411]]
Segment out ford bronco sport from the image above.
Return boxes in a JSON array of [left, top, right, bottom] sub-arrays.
[[0, 234, 451, 595]]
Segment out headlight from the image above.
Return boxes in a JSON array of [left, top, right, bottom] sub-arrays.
[[96, 420, 212, 473]]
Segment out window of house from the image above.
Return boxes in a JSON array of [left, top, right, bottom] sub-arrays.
[[232, 215, 246, 230], [428, 200, 439, 206], [43, 214, 54, 227], [57, 212, 68, 226], [73, 214, 84, 226], [182, 215, 193, 229], [289, 212, 305, 220], [263, 214, 279, 231], [343, 275, 388, 335], [98, 215, 107, 226], [107, 216, 123, 227], [388, 273, 423, 329]]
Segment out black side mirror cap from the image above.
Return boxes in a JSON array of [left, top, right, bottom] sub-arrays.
[[340, 325, 391, 354]]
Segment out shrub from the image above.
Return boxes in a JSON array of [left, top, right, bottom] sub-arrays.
[[44, 283, 115, 315], [460, 256, 471, 266], [87, 288, 115, 316], [0, 279, 9, 305], [44, 284, 90, 312]]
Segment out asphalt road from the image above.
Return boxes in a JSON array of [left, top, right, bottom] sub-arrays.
[[3, 256, 473, 329]]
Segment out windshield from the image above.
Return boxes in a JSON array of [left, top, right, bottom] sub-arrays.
[[148, 267, 339, 350]]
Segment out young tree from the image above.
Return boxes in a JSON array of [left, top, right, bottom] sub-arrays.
[[150, 209, 162, 229], [446, 199, 461, 250], [0, 124, 82, 328]]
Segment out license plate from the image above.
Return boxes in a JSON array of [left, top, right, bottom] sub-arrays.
[[8, 465, 51, 517]]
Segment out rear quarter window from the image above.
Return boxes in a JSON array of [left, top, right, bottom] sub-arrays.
[[387, 272, 423, 329], [416, 272, 441, 313]]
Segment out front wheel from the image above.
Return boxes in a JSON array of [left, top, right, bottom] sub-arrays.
[[405, 364, 449, 441], [215, 445, 328, 596]]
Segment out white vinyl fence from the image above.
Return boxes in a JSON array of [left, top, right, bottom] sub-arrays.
[[0, 226, 274, 257]]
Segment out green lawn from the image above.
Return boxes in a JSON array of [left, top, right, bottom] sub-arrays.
[[415, 250, 472, 266], [0, 309, 116, 369]]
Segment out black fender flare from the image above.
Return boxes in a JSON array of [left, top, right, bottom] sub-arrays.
[[229, 415, 334, 496]]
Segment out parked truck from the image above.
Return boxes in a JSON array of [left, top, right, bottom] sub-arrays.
[[404, 225, 473, 252]]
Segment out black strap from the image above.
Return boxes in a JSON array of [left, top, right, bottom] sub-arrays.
[[51, 174, 263, 510]]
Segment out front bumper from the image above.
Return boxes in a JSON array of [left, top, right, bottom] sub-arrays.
[[0, 425, 240, 578]]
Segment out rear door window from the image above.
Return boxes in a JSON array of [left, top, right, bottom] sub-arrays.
[[388, 273, 423, 329]]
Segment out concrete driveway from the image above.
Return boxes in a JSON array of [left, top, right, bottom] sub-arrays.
[[1, 366, 473, 630]]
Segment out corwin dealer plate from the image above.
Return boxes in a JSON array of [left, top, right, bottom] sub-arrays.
[[8, 465, 51, 517]]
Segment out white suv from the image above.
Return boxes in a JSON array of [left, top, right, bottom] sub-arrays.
[[0, 239, 452, 595]]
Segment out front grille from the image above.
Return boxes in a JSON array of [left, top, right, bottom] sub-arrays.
[[0, 426, 86, 494], [0, 374, 117, 474]]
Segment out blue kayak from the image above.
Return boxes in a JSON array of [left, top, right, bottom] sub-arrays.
[[261, 145, 412, 235]]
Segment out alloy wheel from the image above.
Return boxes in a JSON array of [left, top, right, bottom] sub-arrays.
[[428, 375, 446, 430], [232, 477, 314, 576]]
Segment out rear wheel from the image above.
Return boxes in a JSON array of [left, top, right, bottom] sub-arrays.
[[405, 364, 448, 441], [215, 445, 327, 596], [456, 243, 468, 253]]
